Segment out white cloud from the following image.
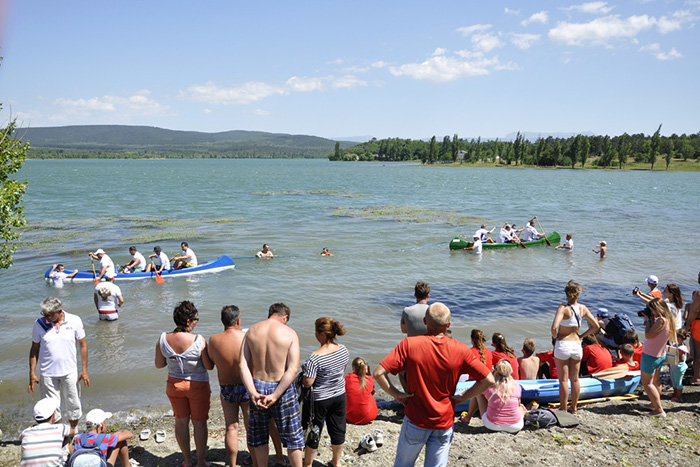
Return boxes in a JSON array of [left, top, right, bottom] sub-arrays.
[[54, 90, 170, 117], [389, 53, 514, 83], [456, 24, 492, 36], [183, 81, 288, 104], [656, 15, 683, 34], [548, 14, 656, 46], [640, 42, 683, 60], [343, 65, 370, 73], [472, 33, 504, 52], [371, 60, 388, 68], [565, 2, 614, 15], [285, 76, 325, 92], [504, 7, 520, 15], [327, 58, 345, 65], [432, 47, 448, 56], [522, 11, 549, 26], [252, 109, 271, 116], [202, 109, 211, 114], [331, 75, 367, 89], [511, 33, 541, 50]]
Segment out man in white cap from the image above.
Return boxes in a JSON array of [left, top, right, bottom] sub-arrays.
[[29, 297, 89, 429], [88, 248, 115, 282], [645, 275, 662, 299], [94, 273, 124, 321], [72, 408, 135, 467], [463, 235, 483, 254], [20, 397, 75, 467]]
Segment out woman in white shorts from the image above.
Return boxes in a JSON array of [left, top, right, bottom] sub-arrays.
[[550, 281, 599, 414]]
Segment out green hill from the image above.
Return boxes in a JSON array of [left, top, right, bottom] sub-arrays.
[[21, 125, 347, 159]]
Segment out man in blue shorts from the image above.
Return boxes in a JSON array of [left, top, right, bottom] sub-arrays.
[[240, 303, 304, 467]]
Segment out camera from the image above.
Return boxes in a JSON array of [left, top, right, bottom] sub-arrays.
[[637, 306, 652, 319], [632, 287, 640, 295]]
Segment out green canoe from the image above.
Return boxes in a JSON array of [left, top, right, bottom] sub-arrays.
[[449, 231, 561, 250]]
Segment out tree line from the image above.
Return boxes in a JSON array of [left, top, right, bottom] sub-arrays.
[[330, 126, 700, 170]]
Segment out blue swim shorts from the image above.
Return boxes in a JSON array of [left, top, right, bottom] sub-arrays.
[[640, 353, 666, 374], [248, 379, 304, 450], [220, 383, 250, 403]]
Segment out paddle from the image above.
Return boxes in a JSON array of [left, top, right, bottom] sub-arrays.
[[89, 255, 100, 285], [534, 216, 551, 247], [151, 260, 164, 284]]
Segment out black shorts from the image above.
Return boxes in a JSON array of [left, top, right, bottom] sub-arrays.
[[307, 393, 346, 449]]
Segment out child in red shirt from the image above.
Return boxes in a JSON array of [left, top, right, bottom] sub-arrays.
[[581, 335, 613, 375]]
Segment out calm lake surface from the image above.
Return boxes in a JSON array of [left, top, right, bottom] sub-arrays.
[[1, 159, 698, 425]]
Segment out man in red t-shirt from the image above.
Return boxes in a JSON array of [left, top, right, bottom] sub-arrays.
[[581, 335, 613, 375], [374, 303, 494, 467]]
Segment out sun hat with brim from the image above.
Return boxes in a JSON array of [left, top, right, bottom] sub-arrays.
[[93, 248, 105, 255], [33, 397, 59, 422], [86, 408, 113, 426]]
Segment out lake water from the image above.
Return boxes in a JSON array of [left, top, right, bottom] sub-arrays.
[[1, 159, 698, 429]]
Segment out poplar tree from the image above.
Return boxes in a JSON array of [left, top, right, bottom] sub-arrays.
[[649, 124, 662, 170]]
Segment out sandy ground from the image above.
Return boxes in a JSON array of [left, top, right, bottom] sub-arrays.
[[2, 384, 699, 467]]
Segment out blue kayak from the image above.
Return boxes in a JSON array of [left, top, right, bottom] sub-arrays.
[[454, 373, 641, 413], [44, 255, 235, 282]]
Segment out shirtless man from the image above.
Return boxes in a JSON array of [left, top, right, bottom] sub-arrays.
[[256, 244, 274, 258], [240, 303, 303, 467], [209, 305, 252, 467], [592, 241, 607, 259]]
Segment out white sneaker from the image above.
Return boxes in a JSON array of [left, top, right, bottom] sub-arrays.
[[360, 434, 377, 452], [373, 429, 384, 447]]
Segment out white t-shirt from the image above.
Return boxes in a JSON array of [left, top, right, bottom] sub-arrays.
[[523, 225, 539, 241], [155, 252, 171, 270], [48, 271, 68, 288], [473, 239, 483, 254], [497, 229, 510, 243], [31, 311, 85, 377], [132, 252, 147, 270], [99, 254, 115, 277], [475, 228, 488, 241], [564, 239, 574, 250], [95, 282, 122, 311], [182, 248, 198, 267]]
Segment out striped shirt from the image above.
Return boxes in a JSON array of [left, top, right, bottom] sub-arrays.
[[20, 422, 71, 466], [303, 345, 349, 401]]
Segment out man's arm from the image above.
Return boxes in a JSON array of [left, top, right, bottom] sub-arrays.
[[239, 336, 262, 405], [93, 292, 99, 310], [200, 336, 215, 371], [115, 430, 133, 442], [67, 270, 79, 278], [96, 265, 106, 280], [373, 363, 413, 405], [49, 264, 58, 275], [264, 333, 300, 406], [28, 342, 40, 393], [117, 294, 124, 308], [452, 373, 495, 404], [77, 338, 89, 387]]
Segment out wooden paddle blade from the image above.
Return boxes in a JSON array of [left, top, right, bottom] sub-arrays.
[[519, 241, 527, 249], [544, 238, 551, 246]]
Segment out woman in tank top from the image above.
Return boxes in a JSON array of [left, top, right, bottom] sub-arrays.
[[550, 281, 599, 414], [640, 298, 677, 417], [155, 301, 214, 467]]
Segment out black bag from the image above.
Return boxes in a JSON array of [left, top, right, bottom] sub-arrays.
[[602, 314, 635, 350], [295, 372, 315, 441], [524, 409, 558, 429], [68, 433, 108, 467]]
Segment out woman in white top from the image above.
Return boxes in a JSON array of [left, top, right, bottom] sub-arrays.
[[155, 301, 214, 467], [550, 281, 599, 414]]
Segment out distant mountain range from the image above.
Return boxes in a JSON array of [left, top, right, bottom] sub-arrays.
[[20, 125, 354, 159]]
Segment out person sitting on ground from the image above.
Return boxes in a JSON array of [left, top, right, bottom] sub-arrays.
[[555, 233, 574, 250], [581, 334, 613, 376], [122, 246, 147, 273], [171, 241, 198, 270], [614, 343, 640, 371], [475, 360, 526, 434], [518, 338, 540, 380], [93, 273, 124, 321], [491, 332, 519, 379], [461, 329, 494, 425], [256, 244, 274, 258], [72, 408, 135, 467], [319, 247, 333, 256], [474, 224, 496, 244], [537, 344, 559, 380], [344, 357, 378, 425], [145, 246, 171, 273], [670, 331, 688, 403], [47, 264, 79, 288], [20, 397, 75, 467], [592, 241, 607, 259], [464, 235, 482, 254]]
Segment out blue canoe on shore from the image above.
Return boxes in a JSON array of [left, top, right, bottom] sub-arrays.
[[44, 255, 235, 282], [454, 373, 641, 413]]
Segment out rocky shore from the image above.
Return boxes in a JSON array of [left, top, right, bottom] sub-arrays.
[[2, 384, 699, 467]]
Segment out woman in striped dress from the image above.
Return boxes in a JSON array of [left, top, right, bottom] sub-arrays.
[[302, 318, 350, 467]]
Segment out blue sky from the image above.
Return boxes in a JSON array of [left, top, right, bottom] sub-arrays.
[[0, 0, 697, 140]]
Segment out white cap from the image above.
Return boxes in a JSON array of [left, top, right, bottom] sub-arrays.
[[104, 272, 115, 280], [33, 397, 59, 421], [94, 249, 105, 255], [647, 275, 658, 285], [86, 408, 113, 426]]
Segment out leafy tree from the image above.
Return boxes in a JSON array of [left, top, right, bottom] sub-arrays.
[[618, 133, 629, 169], [649, 124, 662, 170], [474, 136, 481, 162], [535, 137, 545, 166], [665, 149, 673, 170], [581, 136, 590, 168], [0, 105, 29, 268], [680, 140, 694, 161], [451, 134, 459, 162], [428, 136, 437, 164], [333, 141, 341, 159], [568, 135, 579, 169]]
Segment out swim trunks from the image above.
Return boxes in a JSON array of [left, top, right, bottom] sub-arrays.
[[220, 383, 250, 403], [248, 379, 304, 450]]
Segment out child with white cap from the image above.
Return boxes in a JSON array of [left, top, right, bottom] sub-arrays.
[[72, 408, 137, 466], [20, 397, 75, 467]]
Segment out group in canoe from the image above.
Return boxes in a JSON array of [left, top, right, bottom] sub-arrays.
[[451, 217, 562, 251]]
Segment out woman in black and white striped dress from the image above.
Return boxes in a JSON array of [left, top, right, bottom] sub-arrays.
[[302, 317, 350, 467]]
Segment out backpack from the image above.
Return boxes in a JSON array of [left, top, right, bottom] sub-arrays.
[[602, 314, 635, 350], [524, 408, 558, 429], [69, 433, 108, 467]]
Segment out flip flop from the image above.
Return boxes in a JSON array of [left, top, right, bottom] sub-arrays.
[[155, 430, 166, 443], [139, 429, 151, 441]]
